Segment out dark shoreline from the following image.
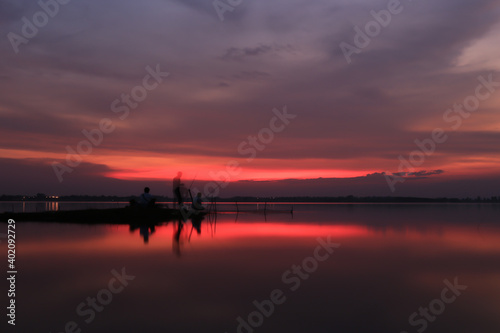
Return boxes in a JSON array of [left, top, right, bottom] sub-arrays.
[[1, 194, 499, 203], [0, 207, 184, 224]]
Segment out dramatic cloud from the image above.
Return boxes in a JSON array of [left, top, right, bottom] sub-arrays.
[[1, 0, 499, 196]]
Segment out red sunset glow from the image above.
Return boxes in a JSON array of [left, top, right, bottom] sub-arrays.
[[1, 0, 499, 197]]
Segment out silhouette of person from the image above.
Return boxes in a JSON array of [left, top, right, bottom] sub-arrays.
[[191, 214, 203, 235], [191, 192, 205, 211], [140, 224, 155, 244], [139, 187, 155, 207], [173, 172, 184, 208], [129, 221, 156, 244], [172, 218, 184, 257]]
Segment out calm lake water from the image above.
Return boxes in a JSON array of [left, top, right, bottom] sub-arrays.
[[1, 203, 500, 333]]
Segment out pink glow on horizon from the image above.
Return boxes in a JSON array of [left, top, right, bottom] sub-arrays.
[[105, 168, 374, 182]]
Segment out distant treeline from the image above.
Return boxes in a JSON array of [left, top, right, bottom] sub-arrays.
[[1, 194, 499, 203], [227, 196, 500, 203]]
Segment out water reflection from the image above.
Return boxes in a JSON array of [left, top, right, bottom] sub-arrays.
[[172, 218, 184, 257], [129, 223, 156, 244], [10, 205, 500, 333], [172, 213, 217, 257], [127, 212, 217, 258]]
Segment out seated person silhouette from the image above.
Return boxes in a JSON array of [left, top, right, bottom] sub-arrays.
[[191, 192, 205, 210], [139, 187, 156, 208]]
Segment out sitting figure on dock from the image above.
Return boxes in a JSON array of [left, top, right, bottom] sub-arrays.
[[139, 187, 156, 208], [191, 192, 205, 211]]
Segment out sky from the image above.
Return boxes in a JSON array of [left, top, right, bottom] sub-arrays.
[[0, 0, 499, 197]]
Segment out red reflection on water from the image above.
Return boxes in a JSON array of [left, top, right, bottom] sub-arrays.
[[19, 220, 500, 257], [179, 223, 368, 238]]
